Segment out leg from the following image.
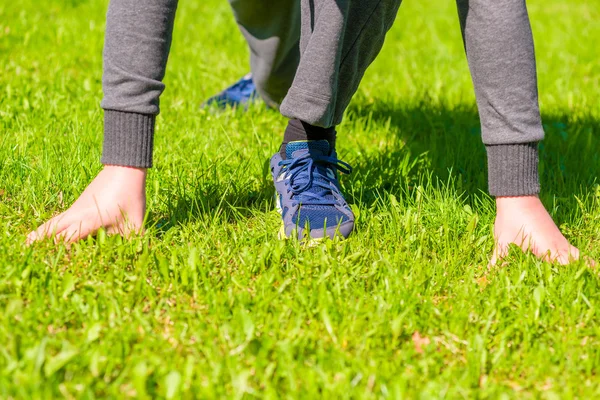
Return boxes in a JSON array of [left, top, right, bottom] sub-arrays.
[[28, 0, 178, 243], [280, 0, 402, 128], [270, 0, 402, 240], [201, 0, 301, 109], [457, 0, 581, 264], [101, 0, 178, 168], [229, 0, 301, 108]]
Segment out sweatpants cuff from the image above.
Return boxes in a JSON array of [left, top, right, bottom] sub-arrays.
[[486, 143, 540, 197], [101, 110, 155, 168], [280, 86, 335, 128]]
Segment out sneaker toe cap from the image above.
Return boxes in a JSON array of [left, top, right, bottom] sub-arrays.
[[285, 219, 354, 240]]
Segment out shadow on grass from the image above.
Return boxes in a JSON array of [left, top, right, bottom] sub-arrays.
[[151, 100, 600, 234], [148, 159, 274, 236], [344, 100, 600, 208]]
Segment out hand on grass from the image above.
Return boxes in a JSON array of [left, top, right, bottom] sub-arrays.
[[26, 165, 147, 244], [491, 195, 583, 265]]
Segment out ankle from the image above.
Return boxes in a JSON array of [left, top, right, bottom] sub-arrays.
[[496, 195, 542, 213], [102, 165, 148, 191], [103, 164, 147, 175], [280, 119, 336, 158]]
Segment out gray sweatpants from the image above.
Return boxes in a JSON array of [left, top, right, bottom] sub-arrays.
[[100, 0, 543, 196]]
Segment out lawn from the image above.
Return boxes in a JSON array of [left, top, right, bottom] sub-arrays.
[[1, 0, 600, 398]]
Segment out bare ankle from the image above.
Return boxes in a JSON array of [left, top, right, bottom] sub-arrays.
[[496, 195, 541, 213]]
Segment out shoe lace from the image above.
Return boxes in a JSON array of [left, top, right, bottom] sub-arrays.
[[278, 152, 352, 207]]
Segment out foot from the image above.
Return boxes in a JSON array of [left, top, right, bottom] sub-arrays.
[[26, 165, 147, 244], [270, 140, 354, 240], [200, 73, 258, 109], [491, 196, 581, 265]]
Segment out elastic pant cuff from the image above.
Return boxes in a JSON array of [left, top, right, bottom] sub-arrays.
[[101, 110, 155, 168], [280, 86, 335, 128], [486, 143, 540, 197]]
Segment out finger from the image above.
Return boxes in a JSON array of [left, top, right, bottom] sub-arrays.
[[106, 216, 144, 237], [584, 256, 597, 268], [550, 245, 580, 265], [489, 253, 498, 268], [566, 246, 581, 264], [553, 250, 596, 267], [55, 218, 99, 244], [26, 213, 72, 244], [489, 243, 509, 267]]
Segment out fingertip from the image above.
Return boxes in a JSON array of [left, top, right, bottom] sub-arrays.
[[490, 243, 509, 267], [565, 246, 581, 265], [26, 228, 46, 245], [56, 224, 87, 245], [25, 232, 36, 246]]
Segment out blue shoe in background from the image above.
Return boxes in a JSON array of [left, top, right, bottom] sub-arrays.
[[270, 140, 354, 241], [201, 73, 258, 109]]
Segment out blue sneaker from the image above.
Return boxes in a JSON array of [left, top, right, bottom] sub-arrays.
[[201, 73, 258, 109], [270, 140, 354, 240]]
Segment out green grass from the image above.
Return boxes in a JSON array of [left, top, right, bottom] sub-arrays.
[[1, 0, 600, 398]]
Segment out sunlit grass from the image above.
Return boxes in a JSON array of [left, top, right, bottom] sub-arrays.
[[1, 0, 599, 397]]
